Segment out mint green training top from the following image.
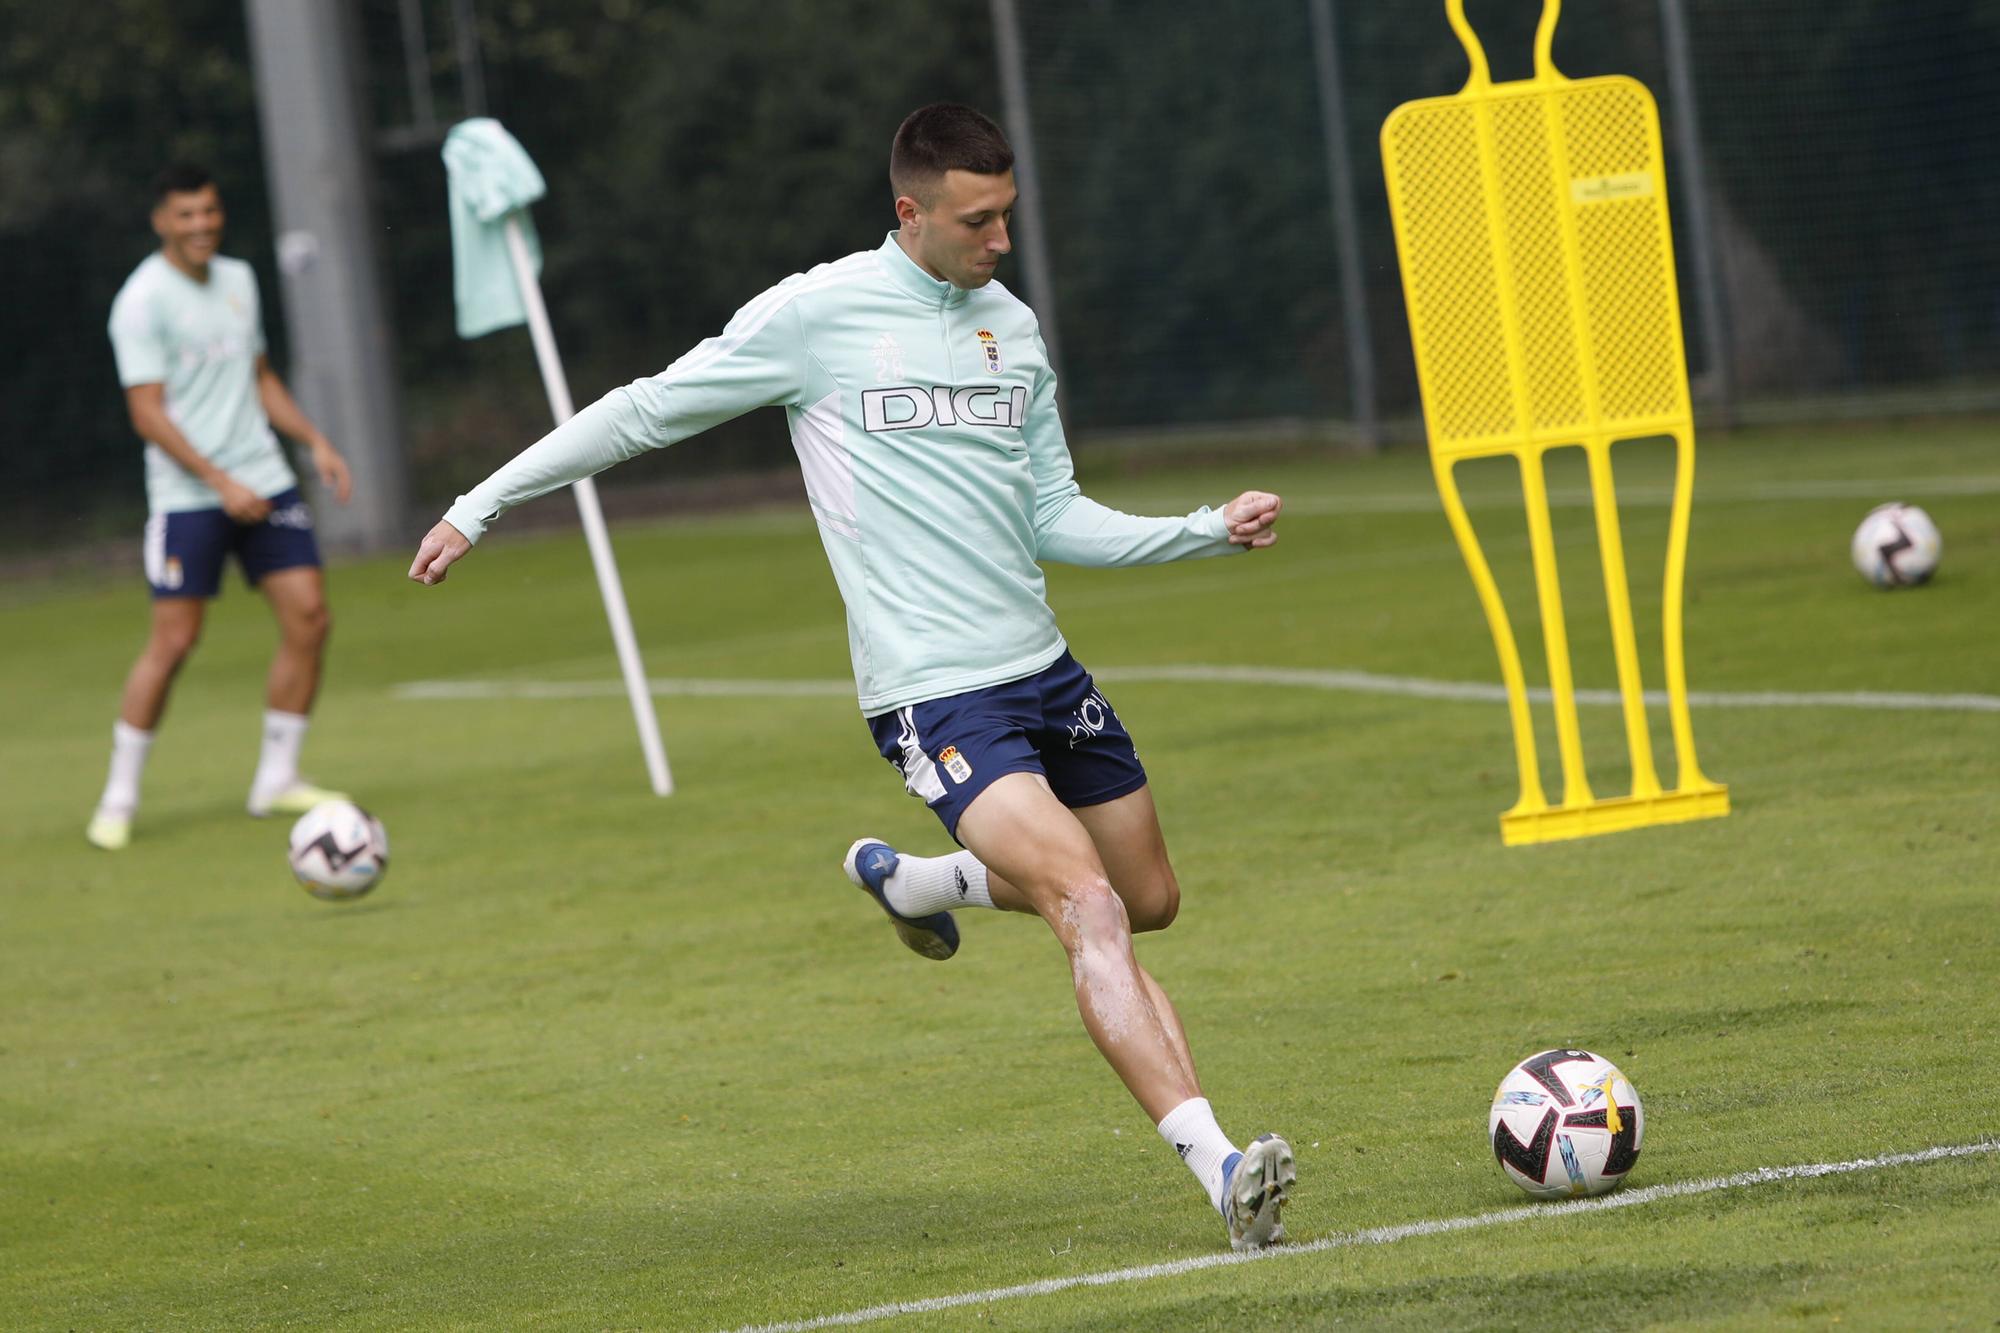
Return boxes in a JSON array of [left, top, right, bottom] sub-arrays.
[[107, 253, 297, 515], [443, 233, 1239, 715]]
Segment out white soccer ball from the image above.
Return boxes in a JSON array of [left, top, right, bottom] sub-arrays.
[[1489, 1048, 1643, 1198], [1851, 502, 1941, 588], [287, 800, 389, 901]]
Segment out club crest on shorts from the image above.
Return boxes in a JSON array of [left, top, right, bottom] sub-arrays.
[[268, 502, 313, 530], [937, 745, 974, 784], [975, 328, 1002, 374]]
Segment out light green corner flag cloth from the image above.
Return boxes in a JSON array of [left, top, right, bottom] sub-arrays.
[[443, 118, 548, 339]]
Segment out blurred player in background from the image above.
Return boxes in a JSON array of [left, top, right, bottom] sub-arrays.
[[88, 164, 354, 851], [407, 105, 1294, 1249]]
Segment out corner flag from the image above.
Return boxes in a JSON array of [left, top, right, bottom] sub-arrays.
[[443, 118, 674, 797]]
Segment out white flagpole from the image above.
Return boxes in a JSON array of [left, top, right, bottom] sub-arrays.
[[500, 212, 673, 796]]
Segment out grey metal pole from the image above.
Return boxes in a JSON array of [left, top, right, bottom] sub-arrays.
[[989, 0, 1065, 392], [452, 0, 489, 118], [1308, 0, 1378, 450], [1659, 0, 1735, 425], [396, 0, 438, 136], [244, 0, 410, 551]]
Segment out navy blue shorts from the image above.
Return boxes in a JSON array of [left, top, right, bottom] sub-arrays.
[[867, 651, 1149, 840], [143, 488, 321, 599]]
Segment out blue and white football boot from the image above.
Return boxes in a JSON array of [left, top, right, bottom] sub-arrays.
[[1221, 1133, 1296, 1251], [842, 838, 960, 961]]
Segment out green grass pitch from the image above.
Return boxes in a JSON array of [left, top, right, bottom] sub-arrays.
[[3, 422, 1996, 1329]]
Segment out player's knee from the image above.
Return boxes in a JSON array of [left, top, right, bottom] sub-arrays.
[[289, 600, 331, 649], [150, 622, 202, 664], [1127, 872, 1180, 933], [1057, 875, 1131, 948]]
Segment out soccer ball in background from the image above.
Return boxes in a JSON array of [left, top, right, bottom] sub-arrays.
[[287, 800, 389, 901], [1851, 502, 1941, 588], [1489, 1049, 1643, 1198]]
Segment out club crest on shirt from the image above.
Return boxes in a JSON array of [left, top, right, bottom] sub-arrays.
[[975, 328, 1002, 374], [937, 745, 974, 784]]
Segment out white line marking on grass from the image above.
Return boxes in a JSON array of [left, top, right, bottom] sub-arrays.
[[1099, 665, 2000, 714], [392, 677, 853, 700], [719, 1141, 1997, 1333], [391, 667, 2000, 714]]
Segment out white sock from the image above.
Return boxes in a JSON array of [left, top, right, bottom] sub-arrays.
[[882, 850, 995, 915], [97, 720, 155, 816], [1157, 1096, 1240, 1214], [250, 709, 310, 797]]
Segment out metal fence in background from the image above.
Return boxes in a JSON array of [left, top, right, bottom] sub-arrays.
[[7, 0, 1998, 553], [1003, 0, 2000, 442]]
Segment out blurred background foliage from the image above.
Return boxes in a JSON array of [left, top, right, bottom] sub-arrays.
[[4, 0, 1997, 548]]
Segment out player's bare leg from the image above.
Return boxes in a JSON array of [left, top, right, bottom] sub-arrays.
[[834, 696, 1290, 1243], [89, 597, 206, 848], [901, 784, 1202, 1084], [893, 774, 1292, 1247], [854, 788, 1199, 1076], [118, 596, 206, 730], [1070, 786, 1199, 1078], [246, 567, 344, 816], [260, 566, 329, 715], [1070, 784, 1180, 930], [954, 772, 1199, 1118]]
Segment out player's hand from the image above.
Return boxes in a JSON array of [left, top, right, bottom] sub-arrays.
[[408, 520, 472, 586], [217, 477, 273, 524], [1223, 490, 1282, 549], [310, 439, 354, 504]]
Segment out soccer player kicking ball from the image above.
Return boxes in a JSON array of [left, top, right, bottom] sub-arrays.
[[409, 104, 1295, 1250], [90, 165, 354, 851]]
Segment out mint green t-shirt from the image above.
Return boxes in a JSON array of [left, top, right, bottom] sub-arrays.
[[443, 233, 1239, 715], [107, 253, 297, 515]]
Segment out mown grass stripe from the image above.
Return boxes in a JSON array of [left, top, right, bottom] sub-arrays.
[[723, 1141, 1997, 1333]]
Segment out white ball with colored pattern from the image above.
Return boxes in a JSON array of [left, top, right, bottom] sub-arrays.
[[1851, 502, 1941, 588], [1489, 1049, 1644, 1198], [287, 799, 389, 901]]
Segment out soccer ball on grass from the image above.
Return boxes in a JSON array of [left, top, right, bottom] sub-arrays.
[[1851, 502, 1941, 588], [287, 800, 389, 901], [1489, 1048, 1643, 1198]]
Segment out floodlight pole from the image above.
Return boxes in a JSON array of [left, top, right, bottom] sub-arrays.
[[395, 0, 439, 137], [451, 0, 489, 117], [1308, 0, 1379, 450], [243, 0, 410, 552], [989, 0, 1066, 394], [1659, 0, 1735, 426]]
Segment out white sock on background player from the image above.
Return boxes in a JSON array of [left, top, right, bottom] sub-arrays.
[[1157, 1096, 1241, 1213], [881, 849, 995, 916], [249, 709, 310, 801], [96, 720, 155, 816]]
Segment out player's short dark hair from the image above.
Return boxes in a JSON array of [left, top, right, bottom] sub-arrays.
[[152, 162, 217, 204], [890, 104, 1014, 206]]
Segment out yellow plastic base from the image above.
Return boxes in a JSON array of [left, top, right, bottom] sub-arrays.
[[1500, 784, 1730, 846]]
